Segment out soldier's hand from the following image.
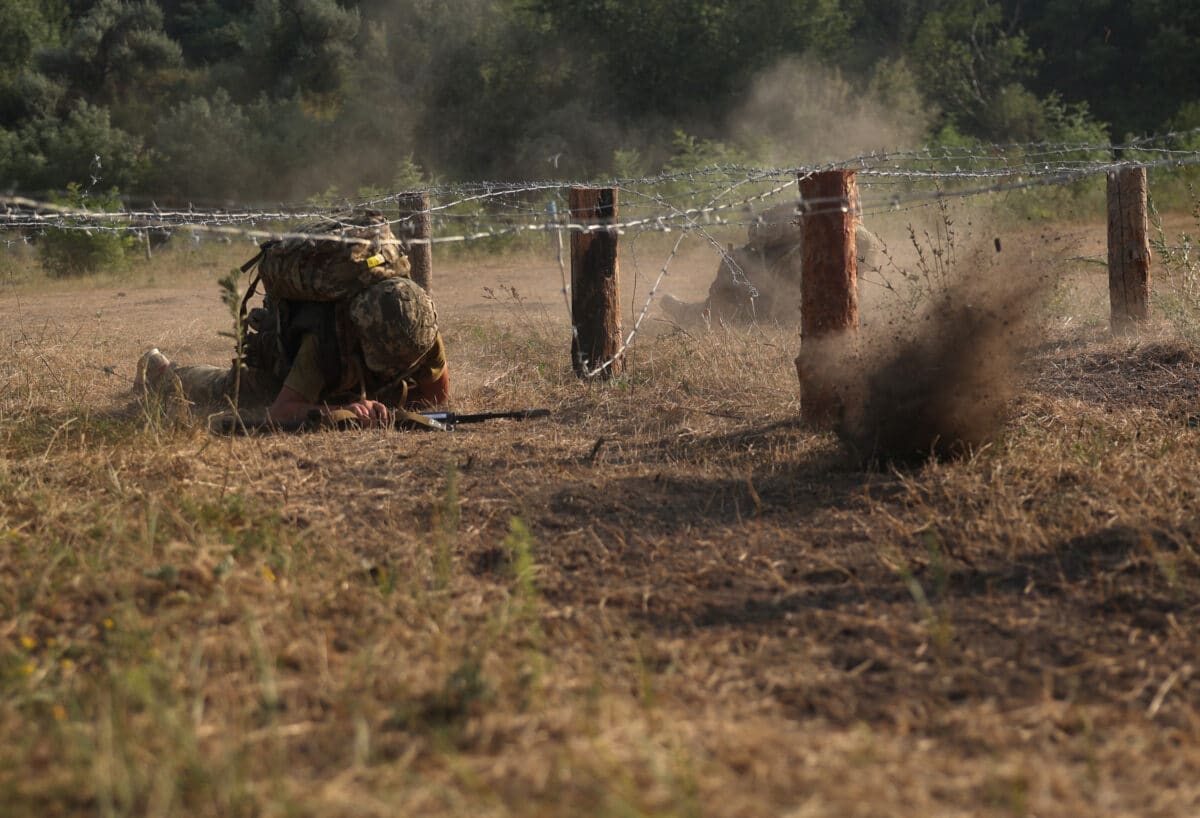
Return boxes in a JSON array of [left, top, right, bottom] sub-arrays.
[[342, 399, 389, 427]]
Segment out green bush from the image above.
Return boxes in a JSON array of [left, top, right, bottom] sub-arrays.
[[37, 184, 137, 277]]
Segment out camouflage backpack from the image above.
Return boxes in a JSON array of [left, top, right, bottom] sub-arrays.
[[237, 210, 416, 391], [255, 210, 410, 301]]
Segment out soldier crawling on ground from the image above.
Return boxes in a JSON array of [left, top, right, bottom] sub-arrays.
[[659, 203, 873, 326], [135, 211, 449, 428]]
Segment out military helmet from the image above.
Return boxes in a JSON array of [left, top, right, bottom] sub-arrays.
[[347, 277, 438, 375]]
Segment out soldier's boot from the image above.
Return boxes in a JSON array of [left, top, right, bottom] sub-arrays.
[[134, 348, 173, 392], [134, 348, 190, 423]]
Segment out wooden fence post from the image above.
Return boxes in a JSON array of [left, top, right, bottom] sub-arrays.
[[398, 191, 433, 292], [795, 170, 859, 428], [569, 186, 623, 379], [1107, 166, 1150, 333]]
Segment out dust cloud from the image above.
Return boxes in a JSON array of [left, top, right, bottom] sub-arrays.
[[824, 262, 1049, 464], [727, 56, 931, 165]]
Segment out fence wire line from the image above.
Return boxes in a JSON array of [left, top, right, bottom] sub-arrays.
[[4, 149, 1198, 373], [6, 130, 1200, 384], [5, 151, 1200, 249], [575, 171, 795, 377], [6, 126, 1200, 220], [572, 167, 829, 377]]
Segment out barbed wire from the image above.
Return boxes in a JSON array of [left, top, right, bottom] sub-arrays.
[[5, 149, 1200, 248], [579, 233, 688, 380], [5, 132, 1200, 382]]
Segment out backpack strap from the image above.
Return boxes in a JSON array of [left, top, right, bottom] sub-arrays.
[[240, 246, 267, 274], [237, 247, 268, 336]]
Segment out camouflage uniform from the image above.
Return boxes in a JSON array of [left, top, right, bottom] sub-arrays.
[[348, 275, 440, 379], [661, 204, 873, 326], [169, 276, 444, 410], [146, 211, 447, 413]]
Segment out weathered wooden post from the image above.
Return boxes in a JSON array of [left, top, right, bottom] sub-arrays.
[[398, 191, 433, 292], [569, 186, 622, 379], [795, 170, 859, 428], [1107, 165, 1150, 334]]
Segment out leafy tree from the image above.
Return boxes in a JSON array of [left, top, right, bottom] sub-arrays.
[[4, 100, 147, 194], [841, 0, 931, 65], [0, 68, 65, 125], [0, 127, 21, 187], [47, 102, 146, 190], [0, 0, 53, 73], [158, 0, 250, 65], [0, 0, 62, 124], [1019, 0, 1200, 139], [146, 90, 258, 202], [910, 0, 1043, 141], [407, 1, 593, 179], [239, 0, 360, 105], [524, 0, 851, 124], [37, 0, 183, 105]]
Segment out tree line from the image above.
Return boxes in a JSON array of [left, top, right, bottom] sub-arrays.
[[1, 0, 1197, 206]]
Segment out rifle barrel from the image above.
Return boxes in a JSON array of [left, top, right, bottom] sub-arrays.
[[423, 408, 551, 426]]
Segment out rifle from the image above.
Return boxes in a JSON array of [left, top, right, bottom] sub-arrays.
[[420, 408, 551, 430], [209, 406, 550, 434]]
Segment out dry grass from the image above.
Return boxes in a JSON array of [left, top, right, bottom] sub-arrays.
[[1, 215, 1199, 817]]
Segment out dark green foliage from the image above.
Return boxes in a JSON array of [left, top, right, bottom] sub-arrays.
[[0, 69, 64, 124], [0, 0, 53, 73], [146, 90, 258, 202], [0, 101, 147, 194], [0, 0, 1196, 202], [159, 0, 251, 65], [37, 184, 138, 277], [239, 0, 360, 103], [908, 0, 1041, 141], [526, 0, 851, 122], [1019, 0, 1200, 139], [0, 0, 60, 125], [37, 0, 183, 104]]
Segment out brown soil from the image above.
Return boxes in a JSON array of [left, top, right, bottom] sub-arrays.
[[1, 218, 1198, 817]]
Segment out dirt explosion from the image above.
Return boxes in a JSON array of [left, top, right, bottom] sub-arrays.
[[829, 272, 1048, 464]]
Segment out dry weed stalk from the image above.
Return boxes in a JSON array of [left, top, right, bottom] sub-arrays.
[[1, 228, 1199, 817]]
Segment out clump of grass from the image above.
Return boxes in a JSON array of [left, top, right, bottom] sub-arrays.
[[862, 190, 963, 318], [1150, 188, 1200, 341], [425, 460, 460, 595], [4, 225, 1200, 817]]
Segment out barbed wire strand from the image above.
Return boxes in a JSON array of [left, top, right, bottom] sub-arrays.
[[580, 233, 688, 380], [7, 151, 1200, 247], [5, 132, 1200, 380]]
